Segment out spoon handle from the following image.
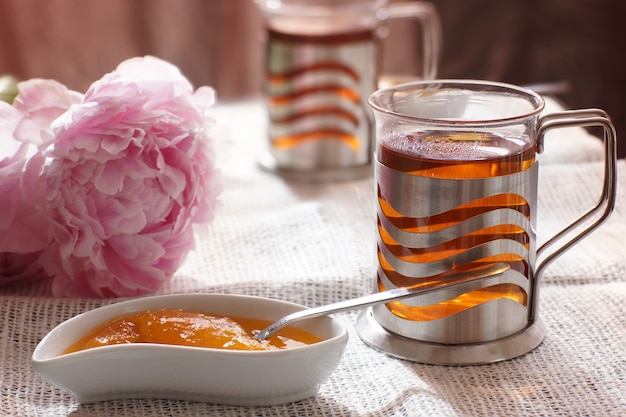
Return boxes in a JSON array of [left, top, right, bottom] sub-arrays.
[[255, 262, 510, 340]]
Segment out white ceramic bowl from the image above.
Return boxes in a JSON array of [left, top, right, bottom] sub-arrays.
[[32, 293, 348, 406]]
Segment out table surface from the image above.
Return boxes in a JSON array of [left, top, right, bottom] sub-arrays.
[[1, 97, 625, 417]]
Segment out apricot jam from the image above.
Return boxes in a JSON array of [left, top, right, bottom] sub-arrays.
[[63, 309, 322, 354]]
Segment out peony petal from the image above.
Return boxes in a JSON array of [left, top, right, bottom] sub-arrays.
[[0, 251, 48, 286], [12, 79, 83, 146], [0, 103, 20, 158], [191, 86, 217, 116], [0, 150, 48, 253], [97, 198, 147, 235]]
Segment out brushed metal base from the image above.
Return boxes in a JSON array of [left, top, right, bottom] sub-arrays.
[[356, 307, 547, 365], [258, 152, 372, 183]]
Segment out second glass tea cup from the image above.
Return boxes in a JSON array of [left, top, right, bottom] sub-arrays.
[[254, 0, 441, 181]]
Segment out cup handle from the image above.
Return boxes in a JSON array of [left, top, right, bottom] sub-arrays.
[[379, 1, 442, 83], [530, 109, 617, 321]]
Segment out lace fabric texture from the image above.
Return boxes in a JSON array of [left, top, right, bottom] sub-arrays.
[[1, 98, 624, 417]]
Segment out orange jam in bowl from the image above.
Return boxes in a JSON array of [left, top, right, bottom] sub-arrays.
[[63, 308, 322, 354]]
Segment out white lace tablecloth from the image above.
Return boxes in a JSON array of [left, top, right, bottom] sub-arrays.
[[1, 97, 624, 417]]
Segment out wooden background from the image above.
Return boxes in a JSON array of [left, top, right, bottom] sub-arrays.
[[1, 0, 624, 155]]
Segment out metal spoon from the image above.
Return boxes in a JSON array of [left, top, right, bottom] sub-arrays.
[[255, 262, 510, 340]]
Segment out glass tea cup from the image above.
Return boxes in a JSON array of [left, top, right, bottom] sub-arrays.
[[358, 80, 617, 365], [253, 0, 441, 181]]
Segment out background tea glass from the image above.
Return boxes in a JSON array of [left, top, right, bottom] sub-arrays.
[[253, 0, 441, 181], [358, 80, 617, 365]]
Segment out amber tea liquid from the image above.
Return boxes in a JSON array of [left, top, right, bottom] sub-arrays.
[[376, 131, 535, 322]]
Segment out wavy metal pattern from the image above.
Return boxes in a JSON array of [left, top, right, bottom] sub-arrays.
[[265, 30, 376, 169], [375, 161, 537, 323], [269, 65, 362, 150]]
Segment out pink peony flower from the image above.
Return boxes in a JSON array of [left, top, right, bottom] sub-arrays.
[[38, 56, 221, 297], [0, 79, 81, 286]]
